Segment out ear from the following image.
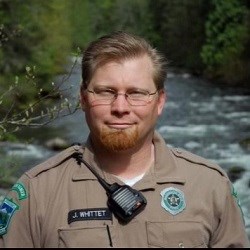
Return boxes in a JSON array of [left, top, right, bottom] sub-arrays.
[[80, 85, 87, 111], [157, 90, 166, 116]]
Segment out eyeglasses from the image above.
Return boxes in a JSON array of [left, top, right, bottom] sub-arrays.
[[86, 88, 158, 106]]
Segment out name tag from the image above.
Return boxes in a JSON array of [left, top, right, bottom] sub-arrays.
[[68, 208, 112, 224]]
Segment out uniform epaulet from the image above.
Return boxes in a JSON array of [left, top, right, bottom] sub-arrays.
[[25, 144, 83, 178], [171, 147, 227, 177]]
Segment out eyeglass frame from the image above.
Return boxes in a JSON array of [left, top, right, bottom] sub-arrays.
[[85, 87, 159, 106]]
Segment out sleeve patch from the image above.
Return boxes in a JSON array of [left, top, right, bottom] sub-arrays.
[[11, 182, 28, 200], [231, 185, 240, 206], [231, 184, 245, 225], [0, 198, 19, 235]]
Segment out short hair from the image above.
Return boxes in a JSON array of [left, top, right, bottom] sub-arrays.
[[81, 31, 167, 90]]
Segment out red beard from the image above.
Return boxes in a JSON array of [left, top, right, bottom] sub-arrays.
[[100, 127, 139, 152]]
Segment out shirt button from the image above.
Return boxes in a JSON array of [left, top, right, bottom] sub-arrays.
[[178, 242, 184, 248], [73, 144, 80, 151], [176, 148, 182, 154]]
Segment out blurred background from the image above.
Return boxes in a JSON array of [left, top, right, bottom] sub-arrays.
[[0, 0, 250, 239]]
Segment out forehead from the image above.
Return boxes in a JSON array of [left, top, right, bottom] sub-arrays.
[[90, 55, 155, 88]]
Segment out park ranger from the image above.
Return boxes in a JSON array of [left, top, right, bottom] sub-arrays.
[[0, 31, 249, 248]]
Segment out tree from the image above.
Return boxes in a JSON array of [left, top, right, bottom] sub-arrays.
[[149, 0, 210, 73], [201, 0, 249, 84], [0, 0, 75, 141]]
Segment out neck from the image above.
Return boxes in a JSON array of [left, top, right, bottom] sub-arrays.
[[92, 138, 154, 179]]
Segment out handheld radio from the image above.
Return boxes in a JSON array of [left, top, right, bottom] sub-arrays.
[[73, 152, 147, 223]]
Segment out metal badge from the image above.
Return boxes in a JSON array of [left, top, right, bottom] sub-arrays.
[[160, 187, 186, 215]]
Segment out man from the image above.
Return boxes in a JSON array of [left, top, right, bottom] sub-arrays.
[[0, 31, 249, 247]]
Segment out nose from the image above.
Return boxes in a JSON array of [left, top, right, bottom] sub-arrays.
[[110, 93, 130, 113]]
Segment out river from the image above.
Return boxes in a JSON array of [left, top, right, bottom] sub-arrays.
[[1, 58, 250, 238]]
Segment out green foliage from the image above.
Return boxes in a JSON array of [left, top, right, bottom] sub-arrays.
[[68, 0, 93, 49], [0, 0, 79, 142], [0, 132, 17, 142], [32, 0, 71, 78], [201, 0, 249, 83], [148, 0, 210, 73], [0, 0, 71, 109], [68, 0, 154, 49], [111, 0, 155, 40]]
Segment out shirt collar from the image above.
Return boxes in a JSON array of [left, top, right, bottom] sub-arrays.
[[72, 132, 186, 188], [133, 131, 185, 191]]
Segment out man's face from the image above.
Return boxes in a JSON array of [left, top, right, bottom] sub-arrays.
[[80, 55, 166, 152]]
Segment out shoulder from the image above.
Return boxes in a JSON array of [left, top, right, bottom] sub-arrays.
[[24, 144, 83, 179], [154, 131, 228, 178], [170, 147, 227, 177]]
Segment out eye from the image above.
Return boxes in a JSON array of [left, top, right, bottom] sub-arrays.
[[127, 89, 148, 99], [95, 88, 115, 97]]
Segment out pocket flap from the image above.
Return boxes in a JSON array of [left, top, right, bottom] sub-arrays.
[[147, 221, 207, 248]]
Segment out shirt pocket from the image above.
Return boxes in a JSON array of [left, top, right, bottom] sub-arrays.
[[58, 224, 115, 248], [146, 221, 208, 248]]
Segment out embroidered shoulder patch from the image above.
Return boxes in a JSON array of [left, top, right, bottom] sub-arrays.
[[0, 198, 19, 235], [231, 184, 245, 224], [11, 182, 28, 200], [231, 184, 242, 208]]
